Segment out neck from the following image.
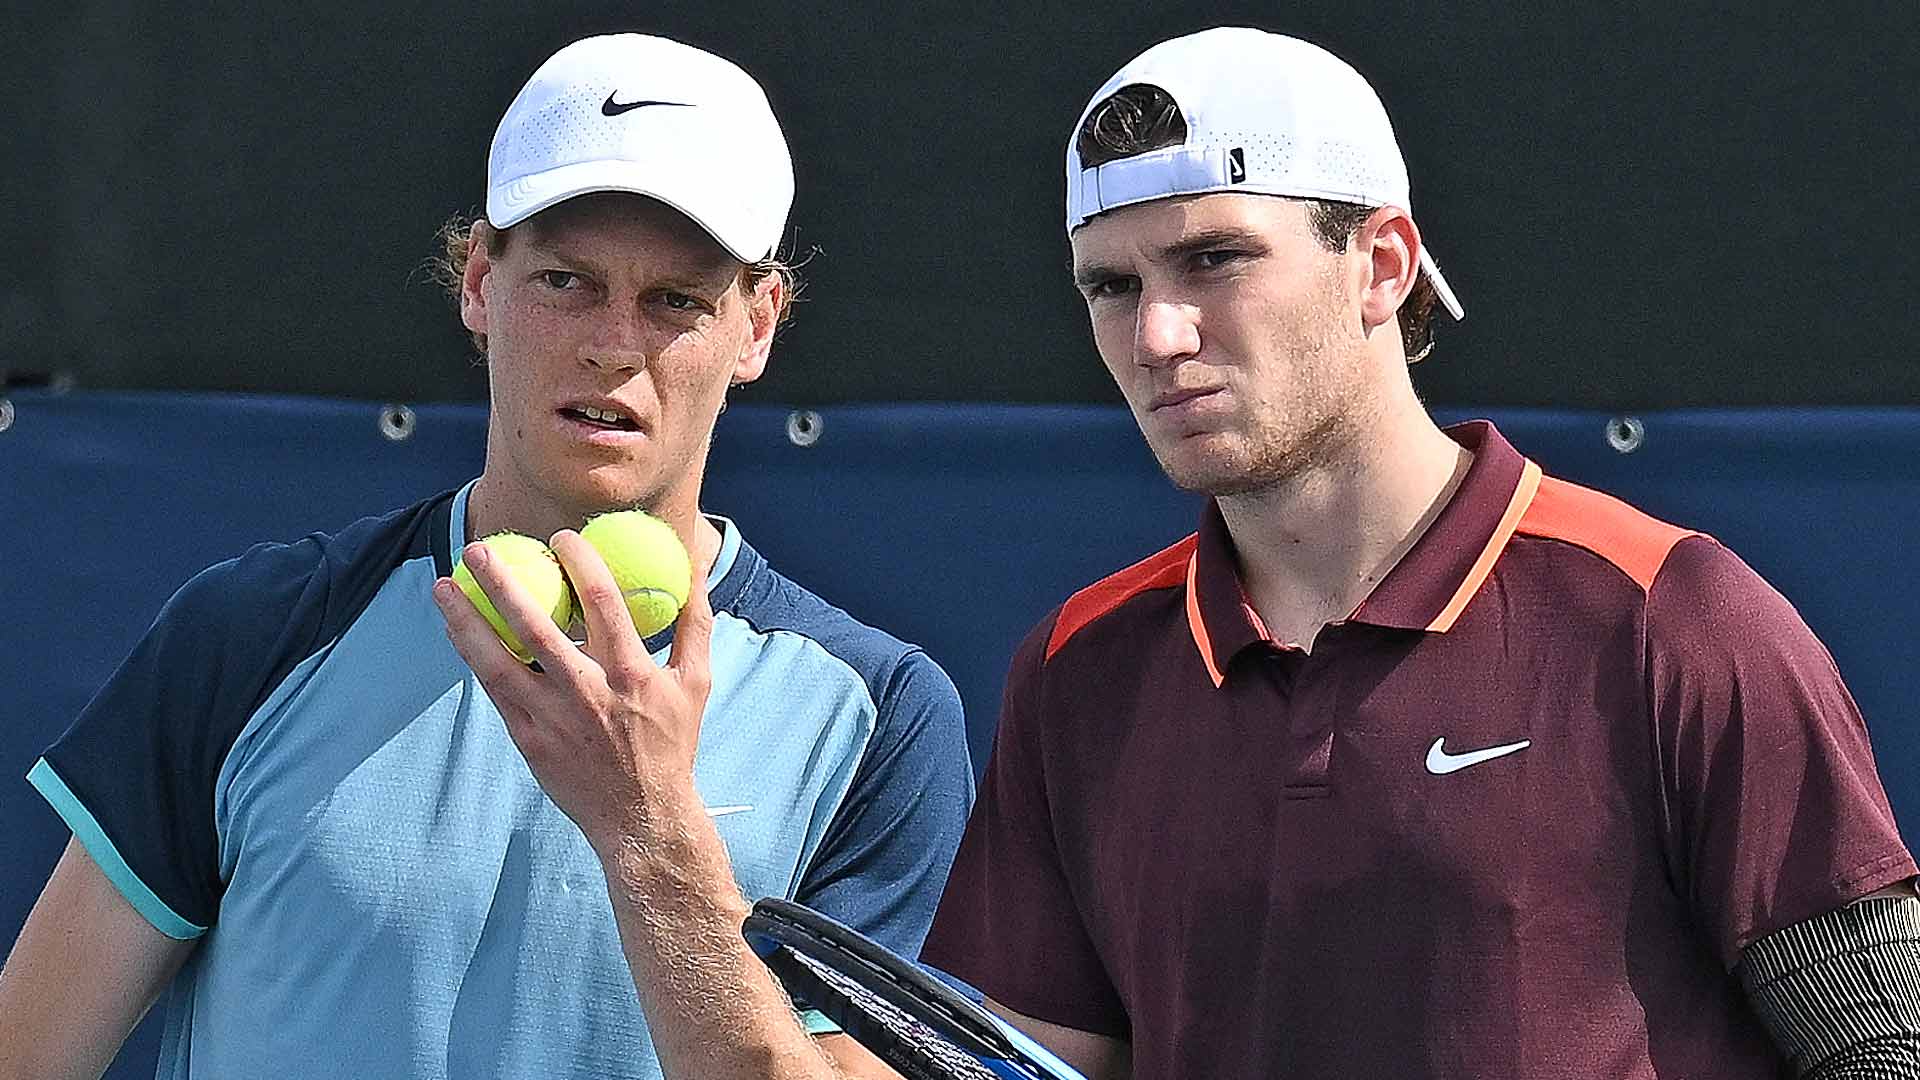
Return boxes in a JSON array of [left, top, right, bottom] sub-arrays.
[[1218, 408, 1469, 650]]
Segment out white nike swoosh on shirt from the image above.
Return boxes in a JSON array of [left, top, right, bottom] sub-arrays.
[[1424, 736, 1531, 775], [705, 804, 755, 817]]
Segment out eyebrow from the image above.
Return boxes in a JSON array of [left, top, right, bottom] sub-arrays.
[[1157, 227, 1267, 264], [524, 240, 738, 293], [1071, 262, 1122, 289], [1072, 226, 1269, 288]]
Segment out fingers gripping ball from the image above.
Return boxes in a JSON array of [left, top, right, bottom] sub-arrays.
[[579, 511, 693, 637], [451, 532, 576, 663]]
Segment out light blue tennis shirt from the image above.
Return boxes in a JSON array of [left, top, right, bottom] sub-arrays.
[[31, 484, 973, 1078]]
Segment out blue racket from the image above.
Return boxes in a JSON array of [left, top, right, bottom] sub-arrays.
[[743, 897, 1085, 1080]]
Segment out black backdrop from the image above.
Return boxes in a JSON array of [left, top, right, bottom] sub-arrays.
[[4, 2, 1916, 408]]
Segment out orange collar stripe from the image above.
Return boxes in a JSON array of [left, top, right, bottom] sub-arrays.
[[1186, 553, 1227, 687], [1426, 459, 1543, 633]]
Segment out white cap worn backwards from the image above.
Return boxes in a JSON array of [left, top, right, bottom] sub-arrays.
[[486, 33, 794, 263], [1066, 27, 1463, 320]]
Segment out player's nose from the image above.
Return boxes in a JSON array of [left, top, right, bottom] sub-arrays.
[[581, 304, 649, 373], [1134, 297, 1200, 369]]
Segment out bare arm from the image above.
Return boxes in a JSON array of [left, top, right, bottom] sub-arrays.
[[0, 838, 196, 1080], [591, 776, 894, 1079], [985, 999, 1131, 1080], [438, 531, 898, 1080], [814, 1035, 904, 1078]]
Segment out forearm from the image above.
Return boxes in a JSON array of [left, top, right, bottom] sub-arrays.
[[596, 781, 841, 1080], [442, 540, 854, 1077]]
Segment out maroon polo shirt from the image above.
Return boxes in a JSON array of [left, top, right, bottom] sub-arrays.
[[922, 421, 1913, 1079]]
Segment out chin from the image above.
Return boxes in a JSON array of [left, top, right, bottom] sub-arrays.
[[1151, 433, 1244, 493], [1157, 454, 1249, 496], [1155, 439, 1308, 497], [1164, 464, 1261, 497], [561, 468, 658, 516]]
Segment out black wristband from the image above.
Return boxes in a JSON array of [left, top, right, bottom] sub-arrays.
[[1738, 896, 1920, 1077]]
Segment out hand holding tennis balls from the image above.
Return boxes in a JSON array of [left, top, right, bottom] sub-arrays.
[[451, 532, 575, 663], [443, 514, 711, 864], [579, 510, 692, 637], [449, 511, 690, 665]]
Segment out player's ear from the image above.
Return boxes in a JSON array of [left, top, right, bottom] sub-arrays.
[[460, 225, 496, 338], [731, 269, 782, 386], [1358, 206, 1419, 335]]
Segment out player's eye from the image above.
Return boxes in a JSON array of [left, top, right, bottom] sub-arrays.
[[539, 270, 581, 290], [656, 290, 714, 315], [1191, 250, 1245, 271], [1081, 276, 1139, 301]]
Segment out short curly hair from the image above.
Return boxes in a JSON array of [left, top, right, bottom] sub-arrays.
[[1076, 83, 1437, 363]]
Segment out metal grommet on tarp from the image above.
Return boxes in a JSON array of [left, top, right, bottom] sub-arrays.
[[1605, 415, 1645, 454], [785, 410, 823, 448], [378, 404, 417, 442]]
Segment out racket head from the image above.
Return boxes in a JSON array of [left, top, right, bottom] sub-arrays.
[[744, 897, 1086, 1080]]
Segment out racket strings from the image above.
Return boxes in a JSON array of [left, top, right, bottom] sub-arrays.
[[774, 946, 1001, 1080]]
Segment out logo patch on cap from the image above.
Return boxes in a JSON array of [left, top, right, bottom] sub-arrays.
[[601, 93, 692, 117], [1228, 147, 1247, 184]]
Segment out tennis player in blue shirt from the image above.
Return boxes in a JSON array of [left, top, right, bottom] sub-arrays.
[[0, 34, 969, 1080]]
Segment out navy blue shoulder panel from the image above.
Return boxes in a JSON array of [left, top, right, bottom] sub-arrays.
[[39, 491, 456, 929], [714, 540, 926, 702], [715, 540, 976, 958]]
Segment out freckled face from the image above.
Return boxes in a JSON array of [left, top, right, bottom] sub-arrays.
[[462, 195, 774, 528]]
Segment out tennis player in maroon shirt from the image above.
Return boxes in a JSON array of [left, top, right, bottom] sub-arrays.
[[921, 27, 1920, 1079]]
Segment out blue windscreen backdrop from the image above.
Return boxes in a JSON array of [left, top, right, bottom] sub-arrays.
[[2, 391, 1916, 1077]]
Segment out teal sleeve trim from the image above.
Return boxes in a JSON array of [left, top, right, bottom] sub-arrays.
[[26, 758, 207, 940], [799, 1008, 842, 1036]]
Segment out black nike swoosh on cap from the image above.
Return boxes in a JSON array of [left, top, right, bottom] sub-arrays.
[[601, 93, 693, 117]]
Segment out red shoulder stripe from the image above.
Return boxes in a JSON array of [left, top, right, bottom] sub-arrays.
[[1046, 535, 1197, 661], [1516, 475, 1700, 592]]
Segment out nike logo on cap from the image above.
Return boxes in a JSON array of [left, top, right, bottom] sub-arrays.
[[602, 93, 692, 116], [1425, 736, 1530, 775], [706, 804, 755, 817]]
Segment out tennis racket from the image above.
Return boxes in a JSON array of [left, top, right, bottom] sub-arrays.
[[743, 897, 1086, 1080]]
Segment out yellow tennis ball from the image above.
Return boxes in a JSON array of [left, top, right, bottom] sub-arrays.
[[579, 510, 692, 637], [451, 532, 575, 663]]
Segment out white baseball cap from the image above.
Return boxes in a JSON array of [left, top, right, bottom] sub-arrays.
[[1066, 27, 1464, 320], [485, 34, 794, 263]]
